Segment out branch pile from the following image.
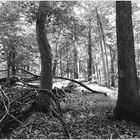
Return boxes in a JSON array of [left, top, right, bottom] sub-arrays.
[[0, 87, 71, 138]]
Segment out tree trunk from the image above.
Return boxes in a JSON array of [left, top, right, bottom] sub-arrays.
[[96, 9, 107, 86], [73, 40, 79, 79], [6, 50, 11, 87], [99, 17, 110, 88], [52, 31, 61, 76], [36, 1, 54, 115], [87, 18, 92, 81], [66, 45, 70, 78], [52, 59, 57, 76], [138, 49, 140, 70], [26, 64, 30, 72], [59, 49, 63, 77], [96, 8, 110, 87], [114, 1, 140, 123], [109, 46, 116, 87], [36, 2, 52, 90], [110, 51, 115, 87], [11, 46, 16, 76]]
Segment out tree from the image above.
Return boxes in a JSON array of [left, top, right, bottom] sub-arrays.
[[114, 1, 140, 123], [36, 1, 55, 116], [73, 37, 79, 79], [86, 3, 93, 81], [87, 17, 92, 81], [36, 1, 52, 90]]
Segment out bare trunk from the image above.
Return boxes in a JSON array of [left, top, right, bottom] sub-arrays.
[[66, 46, 70, 78], [52, 32, 61, 76], [87, 18, 92, 81], [36, 2, 52, 90], [26, 64, 30, 71], [99, 18, 110, 87], [96, 8, 110, 87], [109, 48, 116, 87], [6, 51, 11, 87], [138, 49, 140, 70], [60, 49, 63, 77], [36, 1, 55, 116], [11, 46, 16, 76], [73, 40, 79, 79], [114, 1, 140, 123], [96, 9, 107, 86], [52, 59, 57, 76]]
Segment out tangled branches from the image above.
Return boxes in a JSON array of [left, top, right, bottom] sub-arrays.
[[0, 86, 71, 138]]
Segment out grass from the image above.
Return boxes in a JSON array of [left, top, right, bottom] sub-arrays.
[[7, 88, 140, 139]]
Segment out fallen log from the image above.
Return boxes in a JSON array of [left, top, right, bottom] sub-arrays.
[[54, 76, 107, 96], [0, 69, 107, 96]]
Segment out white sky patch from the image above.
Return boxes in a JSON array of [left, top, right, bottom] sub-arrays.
[[73, 6, 85, 17]]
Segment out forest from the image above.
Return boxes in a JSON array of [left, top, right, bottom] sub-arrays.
[[0, 1, 140, 139]]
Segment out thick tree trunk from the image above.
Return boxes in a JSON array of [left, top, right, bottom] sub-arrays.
[[36, 1, 54, 115], [36, 2, 52, 90], [114, 1, 140, 123]]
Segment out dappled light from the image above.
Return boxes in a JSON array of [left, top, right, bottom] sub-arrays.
[[0, 1, 140, 139]]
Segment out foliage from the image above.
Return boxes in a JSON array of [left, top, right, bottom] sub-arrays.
[[0, 1, 140, 139]]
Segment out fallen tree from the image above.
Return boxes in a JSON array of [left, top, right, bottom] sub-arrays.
[[0, 69, 107, 96], [54, 77, 107, 96]]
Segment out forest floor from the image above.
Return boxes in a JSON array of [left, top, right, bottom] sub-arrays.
[[6, 80, 140, 139]]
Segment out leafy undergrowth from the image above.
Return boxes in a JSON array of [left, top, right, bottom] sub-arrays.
[[7, 87, 140, 139]]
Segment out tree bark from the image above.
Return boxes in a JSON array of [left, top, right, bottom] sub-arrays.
[[36, 1, 54, 115], [52, 31, 61, 76], [6, 49, 11, 87], [73, 40, 79, 79], [52, 59, 57, 76], [59, 48, 63, 77], [96, 8, 110, 87], [66, 44, 70, 78], [99, 18, 110, 88], [87, 18, 92, 81], [114, 1, 140, 123], [138, 49, 140, 70], [36, 1, 52, 90], [110, 51, 115, 87], [108, 45, 116, 87], [96, 9, 107, 86], [11, 46, 16, 76]]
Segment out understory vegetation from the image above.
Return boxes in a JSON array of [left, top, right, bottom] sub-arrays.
[[0, 81, 139, 139]]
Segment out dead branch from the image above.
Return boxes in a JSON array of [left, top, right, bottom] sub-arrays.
[[16, 69, 40, 78], [1, 69, 107, 96], [54, 76, 107, 96], [17, 73, 107, 96]]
